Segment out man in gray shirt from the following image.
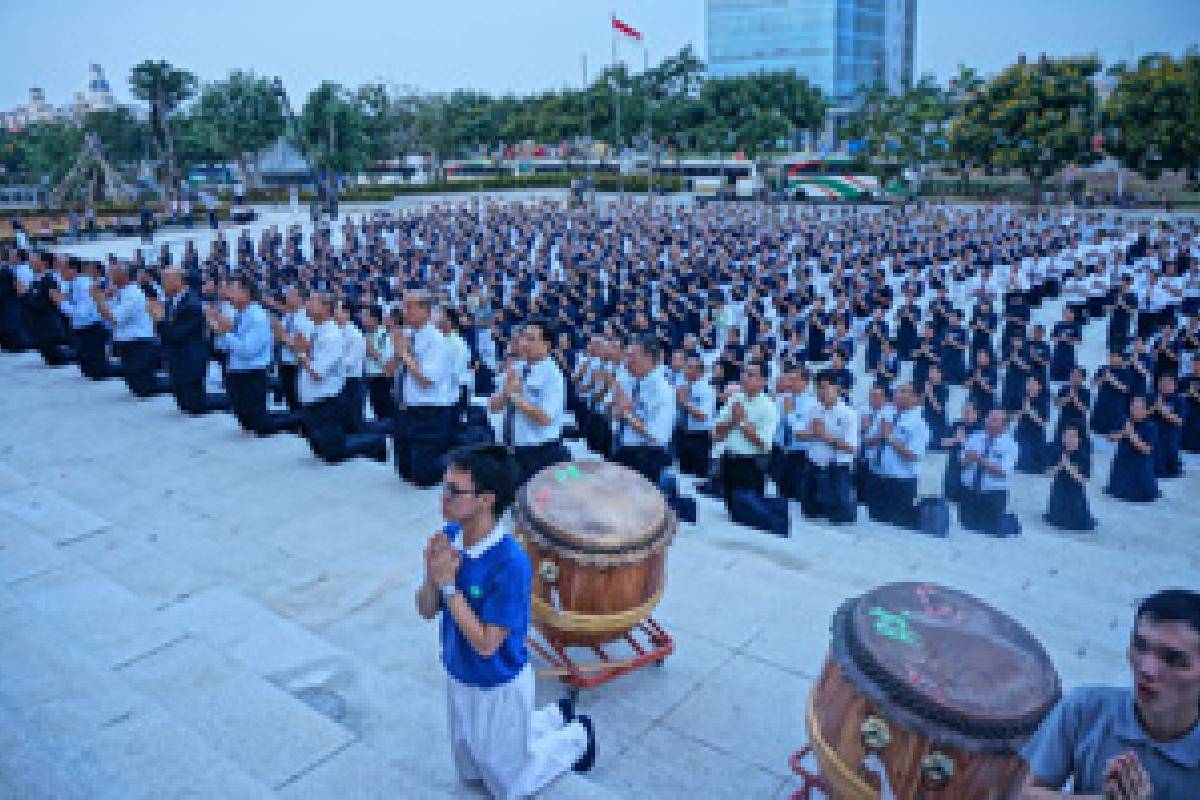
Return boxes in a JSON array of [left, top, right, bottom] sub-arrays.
[[1021, 589, 1200, 799]]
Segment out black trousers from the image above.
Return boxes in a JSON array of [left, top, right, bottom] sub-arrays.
[[339, 377, 366, 433], [172, 376, 230, 416], [615, 445, 671, 487], [302, 396, 386, 463], [74, 323, 121, 379], [880, 476, 920, 529], [514, 440, 571, 486], [804, 463, 856, 523], [677, 430, 712, 478], [226, 369, 300, 435], [115, 339, 167, 397], [959, 488, 1007, 535], [780, 450, 810, 501], [720, 453, 766, 510], [392, 405, 454, 485], [278, 362, 301, 411], [366, 375, 397, 421]]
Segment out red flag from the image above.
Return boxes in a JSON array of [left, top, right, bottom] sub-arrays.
[[611, 16, 642, 41]]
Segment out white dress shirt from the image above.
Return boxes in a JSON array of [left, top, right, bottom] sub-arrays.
[[512, 356, 566, 446], [298, 319, 346, 404], [398, 320, 452, 406], [879, 406, 930, 480], [960, 430, 1018, 491], [339, 321, 367, 379], [619, 367, 677, 449], [109, 282, 155, 342], [808, 400, 859, 467], [280, 309, 314, 365]]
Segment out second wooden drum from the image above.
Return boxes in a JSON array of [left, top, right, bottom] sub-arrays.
[[513, 460, 675, 647], [808, 582, 1061, 800]]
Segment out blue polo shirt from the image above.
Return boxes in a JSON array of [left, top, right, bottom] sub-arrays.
[[1022, 686, 1200, 797], [440, 525, 531, 689]]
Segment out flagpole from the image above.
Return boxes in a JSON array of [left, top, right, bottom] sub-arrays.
[[644, 43, 651, 210], [583, 52, 593, 207], [612, 12, 622, 199]]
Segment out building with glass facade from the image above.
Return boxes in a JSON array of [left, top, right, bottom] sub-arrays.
[[706, 0, 915, 104]]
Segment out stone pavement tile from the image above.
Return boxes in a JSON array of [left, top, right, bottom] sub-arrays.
[[595, 723, 782, 799], [277, 740, 451, 800], [6, 561, 182, 669], [161, 585, 346, 676], [316, 572, 437, 678], [652, 557, 791, 650], [258, 547, 416, 631], [117, 635, 354, 789], [0, 484, 110, 545], [0, 460, 34, 493], [62, 524, 214, 609], [0, 593, 145, 750], [0, 704, 93, 800], [62, 703, 275, 800], [662, 654, 808, 779], [0, 514, 68, 586]]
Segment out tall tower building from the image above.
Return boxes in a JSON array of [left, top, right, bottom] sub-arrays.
[[87, 63, 115, 111], [706, 0, 916, 104]]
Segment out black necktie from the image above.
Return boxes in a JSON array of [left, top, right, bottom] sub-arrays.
[[973, 436, 994, 491], [503, 362, 532, 448], [392, 332, 410, 408], [618, 378, 641, 447]]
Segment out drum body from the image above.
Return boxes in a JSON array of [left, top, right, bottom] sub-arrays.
[[514, 461, 675, 647], [808, 583, 1061, 800]]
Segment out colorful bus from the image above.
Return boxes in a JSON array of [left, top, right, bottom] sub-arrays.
[[781, 154, 880, 200]]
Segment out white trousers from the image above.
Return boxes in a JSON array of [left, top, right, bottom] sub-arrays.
[[446, 665, 588, 800]]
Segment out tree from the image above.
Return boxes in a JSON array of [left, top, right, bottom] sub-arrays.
[[81, 107, 147, 167], [949, 55, 1102, 184], [193, 70, 286, 185], [298, 82, 371, 177], [10, 123, 83, 185], [129, 60, 198, 201], [1104, 50, 1200, 186]]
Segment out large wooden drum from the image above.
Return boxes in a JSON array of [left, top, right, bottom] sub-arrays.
[[513, 461, 675, 647], [809, 583, 1060, 800]]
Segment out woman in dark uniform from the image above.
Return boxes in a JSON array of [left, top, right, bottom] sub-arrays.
[[1090, 350, 1129, 436], [1049, 306, 1082, 383], [1104, 395, 1159, 503], [1044, 425, 1096, 531], [1015, 375, 1050, 473]]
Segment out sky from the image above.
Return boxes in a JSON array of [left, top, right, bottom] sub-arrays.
[[1, 0, 1198, 111]]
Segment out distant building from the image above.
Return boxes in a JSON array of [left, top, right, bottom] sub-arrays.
[[705, 0, 916, 104], [1, 64, 120, 131]]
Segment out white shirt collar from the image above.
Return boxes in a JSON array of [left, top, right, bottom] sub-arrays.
[[456, 520, 509, 559]]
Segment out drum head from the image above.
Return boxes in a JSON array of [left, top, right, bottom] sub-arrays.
[[518, 460, 673, 565], [838, 582, 1060, 743]]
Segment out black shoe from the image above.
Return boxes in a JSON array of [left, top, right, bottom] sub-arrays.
[[557, 697, 576, 725], [572, 715, 595, 773], [371, 440, 388, 463]]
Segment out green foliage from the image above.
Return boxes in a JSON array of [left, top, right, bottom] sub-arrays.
[[1103, 50, 1200, 183], [298, 82, 372, 175], [81, 107, 147, 166], [7, 123, 83, 184], [192, 70, 286, 174], [949, 55, 1102, 183]]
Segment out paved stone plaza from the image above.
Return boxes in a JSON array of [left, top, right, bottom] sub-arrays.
[[2, 199, 1198, 798]]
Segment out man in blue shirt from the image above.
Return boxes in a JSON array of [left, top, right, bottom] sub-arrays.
[[208, 275, 299, 436], [417, 444, 594, 798], [1021, 589, 1200, 799]]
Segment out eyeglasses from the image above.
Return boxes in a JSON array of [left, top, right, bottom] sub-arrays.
[[441, 483, 478, 498]]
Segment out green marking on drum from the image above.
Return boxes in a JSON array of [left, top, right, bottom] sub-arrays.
[[554, 465, 584, 483], [869, 606, 920, 645]]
